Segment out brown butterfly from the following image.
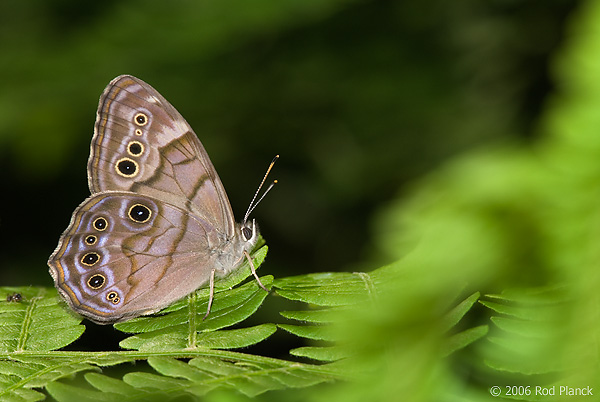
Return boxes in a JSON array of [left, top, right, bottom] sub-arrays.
[[48, 75, 276, 324]]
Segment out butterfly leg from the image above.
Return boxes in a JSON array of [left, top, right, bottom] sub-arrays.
[[244, 250, 268, 292], [203, 268, 216, 320]]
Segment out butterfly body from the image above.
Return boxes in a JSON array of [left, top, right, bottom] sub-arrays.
[[48, 75, 260, 324]]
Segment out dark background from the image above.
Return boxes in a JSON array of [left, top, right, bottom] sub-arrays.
[[0, 0, 581, 350]]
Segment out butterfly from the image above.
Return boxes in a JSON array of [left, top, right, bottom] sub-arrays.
[[48, 75, 275, 324]]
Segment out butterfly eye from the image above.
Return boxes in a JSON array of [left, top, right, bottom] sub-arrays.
[[134, 112, 149, 126], [81, 252, 101, 266], [242, 226, 253, 241], [93, 217, 108, 231], [87, 274, 106, 289], [127, 141, 144, 156], [128, 204, 152, 223], [115, 157, 139, 177], [85, 235, 97, 245]]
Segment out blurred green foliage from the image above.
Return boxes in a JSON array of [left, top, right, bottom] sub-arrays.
[[1, 0, 597, 401], [0, 0, 576, 282]]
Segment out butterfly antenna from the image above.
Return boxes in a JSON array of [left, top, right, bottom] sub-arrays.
[[243, 155, 279, 224]]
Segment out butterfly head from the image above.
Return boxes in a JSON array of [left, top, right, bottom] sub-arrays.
[[241, 219, 259, 245], [239, 155, 278, 250]]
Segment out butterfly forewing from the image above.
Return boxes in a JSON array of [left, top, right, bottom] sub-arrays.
[[89, 75, 235, 236]]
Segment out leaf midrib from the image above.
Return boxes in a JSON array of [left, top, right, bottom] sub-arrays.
[[18, 288, 47, 351], [1, 349, 351, 379]]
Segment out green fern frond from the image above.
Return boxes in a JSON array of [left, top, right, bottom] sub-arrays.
[[274, 271, 378, 307], [0, 286, 137, 401], [0, 246, 355, 400], [479, 287, 570, 375], [275, 269, 486, 366], [116, 275, 274, 351], [113, 247, 275, 352], [288, 345, 352, 362], [441, 292, 488, 357], [0, 287, 84, 353], [274, 270, 377, 364], [44, 352, 344, 401]]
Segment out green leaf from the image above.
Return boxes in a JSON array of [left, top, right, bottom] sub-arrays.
[[121, 324, 276, 351], [185, 356, 334, 395], [280, 308, 345, 323], [0, 357, 94, 401], [46, 381, 119, 402], [274, 272, 376, 306], [118, 275, 273, 351], [0, 387, 45, 402], [278, 324, 338, 342], [0, 287, 84, 352], [440, 292, 480, 332], [289, 346, 351, 362], [84, 372, 168, 400], [46, 354, 341, 400], [442, 325, 488, 357], [479, 288, 571, 375], [0, 245, 351, 399], [194, 324, 276, 349]]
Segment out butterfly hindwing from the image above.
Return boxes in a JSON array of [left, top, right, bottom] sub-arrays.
[[48, 192, 219, 323]]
